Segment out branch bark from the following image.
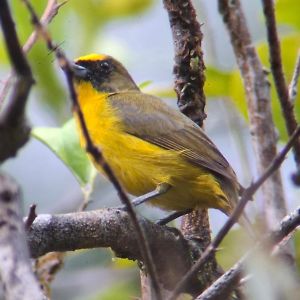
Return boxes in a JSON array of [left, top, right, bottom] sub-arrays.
[[163, 0, 206, 127], [0, 174, 45, 300], [163, 0, 219, 297], [289, 50, 300, 104], [26, 208, 198, 292], [218, 0, 288, 233], [0, 0, 34, 162]]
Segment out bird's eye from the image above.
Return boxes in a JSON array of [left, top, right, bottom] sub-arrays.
[[99, 61, 111, 73]]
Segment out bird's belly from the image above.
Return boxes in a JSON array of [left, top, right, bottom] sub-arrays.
[[91, 133, 229, 212]]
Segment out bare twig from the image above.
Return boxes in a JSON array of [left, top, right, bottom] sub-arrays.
[[23, 0, 67, 53], [0, 0, 66, 105], [219, 0, 288, 231], [21, 1, 162, 298], [25, 204, 37, 231], [167, 125, 300, 300], [0, 174, 45, 300], [0, 0, 34, 162], [196, 206, 300, 300], [163, 0, 219, 296], [261, 0, 300, 182], [289, 50, 300, 104]]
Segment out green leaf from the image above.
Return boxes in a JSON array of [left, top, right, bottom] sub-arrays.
[[32, 118, 95, 186], [138, 80, 152, 89]]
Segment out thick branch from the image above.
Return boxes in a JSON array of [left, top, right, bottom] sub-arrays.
[[261, 0, 300, 174], [26, 208, 199, 292], [163, 0, 206, 126], [163, 0, 218, 296], [196, 206, 300, 300], [0, 0, 34, 162], [0, 174, 45, 300]]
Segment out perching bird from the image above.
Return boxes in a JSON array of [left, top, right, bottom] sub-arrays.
[[71, 53, 246, 221]]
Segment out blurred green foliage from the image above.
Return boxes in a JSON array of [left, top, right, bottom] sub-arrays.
[[216, 228, 250, 270], [88, 281, 140, 300], [204, 0, 300, 141], [1, 0, 153, 115]]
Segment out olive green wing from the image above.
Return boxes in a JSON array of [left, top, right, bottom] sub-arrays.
[[108, 91, 237, 183]]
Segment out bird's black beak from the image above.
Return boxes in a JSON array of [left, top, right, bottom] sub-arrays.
[[69, 62, 89, 79]]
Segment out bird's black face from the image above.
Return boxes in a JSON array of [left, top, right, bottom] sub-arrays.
[[71, 54, 139, 93], [72, 59, 115, 93]]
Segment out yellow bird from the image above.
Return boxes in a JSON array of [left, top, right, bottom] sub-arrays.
[[71, 53, 244, 217]]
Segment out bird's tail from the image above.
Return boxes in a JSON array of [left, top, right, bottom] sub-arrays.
[[222, 181, 256, 238]]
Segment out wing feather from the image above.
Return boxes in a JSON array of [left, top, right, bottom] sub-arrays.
[[108, 92, 237, 183]]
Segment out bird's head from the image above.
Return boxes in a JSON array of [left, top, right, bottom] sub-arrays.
[[71, 54, 138, 93]]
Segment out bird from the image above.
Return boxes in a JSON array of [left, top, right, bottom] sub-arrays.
[[70, 53, 246, 221]]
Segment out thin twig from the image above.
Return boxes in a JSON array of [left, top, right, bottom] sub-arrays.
[[289, 50, 300, 104], [23, 0, 67, 53], [196, 206, 300, 300], [261, 0, 300, 180], [21, 1, 162, 298], [167, 125, 300, 300], [0, 0, 66, 106]]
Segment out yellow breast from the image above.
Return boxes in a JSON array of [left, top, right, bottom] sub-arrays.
[[73, 82, 231, 213]]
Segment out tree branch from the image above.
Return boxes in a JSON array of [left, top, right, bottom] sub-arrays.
[[196, 205, 300, 300], [163, 0, 206, 127], [167, 125, 300, 300], [0, 174, 45, 300], [22, 1, 162, 298], [261, 0, 300, 183], [0, 0, 34, 162], [163, 0, 219, 297], [26, 208, 198, 292], [289, 50, 300, 104], [219, 0, 288, 232]]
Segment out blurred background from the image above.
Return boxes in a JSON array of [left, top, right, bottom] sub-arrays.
[[1, 0, 300, 299]]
